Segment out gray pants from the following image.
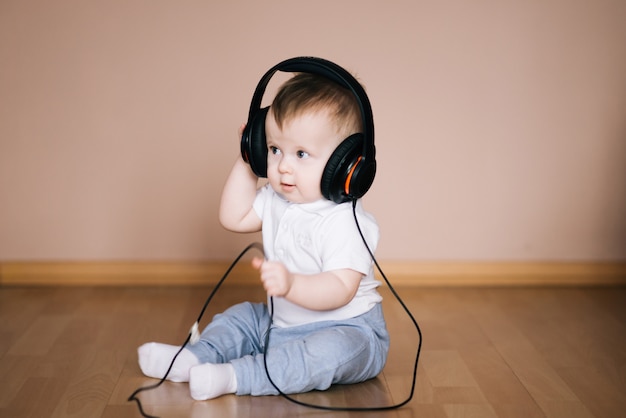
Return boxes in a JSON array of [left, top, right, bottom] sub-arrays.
[[186, 301, 389, 396]]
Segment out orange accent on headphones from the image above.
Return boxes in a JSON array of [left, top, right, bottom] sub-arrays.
[[344, 156, 362, 195]]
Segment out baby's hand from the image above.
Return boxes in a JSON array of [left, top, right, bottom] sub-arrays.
[[251, 257, 294, 297]]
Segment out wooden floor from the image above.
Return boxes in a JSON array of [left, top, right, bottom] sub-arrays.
[[1, 283, 625, 418]]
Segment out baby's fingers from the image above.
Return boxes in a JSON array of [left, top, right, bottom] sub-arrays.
[[251, 257, 264, 270]]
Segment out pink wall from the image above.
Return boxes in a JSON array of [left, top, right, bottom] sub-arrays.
[[1, 1, 625, 262]]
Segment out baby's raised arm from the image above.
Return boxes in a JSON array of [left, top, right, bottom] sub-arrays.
[[219, 155, 262, 233]]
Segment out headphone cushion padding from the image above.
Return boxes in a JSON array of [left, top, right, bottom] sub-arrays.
[[321, 134, 363, 203], [246, 106, 269, 178]]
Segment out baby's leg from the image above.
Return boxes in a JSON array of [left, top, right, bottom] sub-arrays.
[[230, 326, 373, 395], [185, 302, 270, 364], [137, 342, 199, 382], [178, 302, 270, 399], [232, 305, 389, 396]]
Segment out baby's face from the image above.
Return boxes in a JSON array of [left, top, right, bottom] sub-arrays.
[[265, 109, 342, 203]]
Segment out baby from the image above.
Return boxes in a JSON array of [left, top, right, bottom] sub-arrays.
[[138, 58, 389, 400]]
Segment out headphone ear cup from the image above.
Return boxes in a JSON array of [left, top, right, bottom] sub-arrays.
[[241, 107, 269, 178], [321, 134, 367, 204]]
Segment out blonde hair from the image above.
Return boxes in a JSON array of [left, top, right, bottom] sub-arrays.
[[270, 73, 363, 139]]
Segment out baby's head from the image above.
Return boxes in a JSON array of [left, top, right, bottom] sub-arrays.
[[264, 73, 363, 203], [270, 73, 363, 143]]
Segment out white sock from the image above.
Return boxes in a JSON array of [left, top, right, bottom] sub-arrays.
[[189, 363, 237, 400], [137, 342, 199, 382]]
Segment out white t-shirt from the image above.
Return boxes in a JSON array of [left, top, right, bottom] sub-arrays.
[[253, 184, 382, 328]]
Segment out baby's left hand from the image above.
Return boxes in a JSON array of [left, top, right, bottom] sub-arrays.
[[251, 257, 294, 297]]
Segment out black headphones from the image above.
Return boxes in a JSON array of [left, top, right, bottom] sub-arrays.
[[240, 56, 376, 204]]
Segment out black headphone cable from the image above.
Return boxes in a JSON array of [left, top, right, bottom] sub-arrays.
[[261, 199, 422, 411], [128, 242, 264, 418], [129, 201, 422, 416]]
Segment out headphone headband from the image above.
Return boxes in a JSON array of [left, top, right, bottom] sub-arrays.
[[247, 57, 375, 164]]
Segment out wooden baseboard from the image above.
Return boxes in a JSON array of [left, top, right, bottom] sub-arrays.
[[373, 261, 626, 286], [1, 260, 625, 287]]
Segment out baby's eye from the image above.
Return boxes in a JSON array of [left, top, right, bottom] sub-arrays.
[[270, 146, 281, 155], [296, 150, 310, 159]]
